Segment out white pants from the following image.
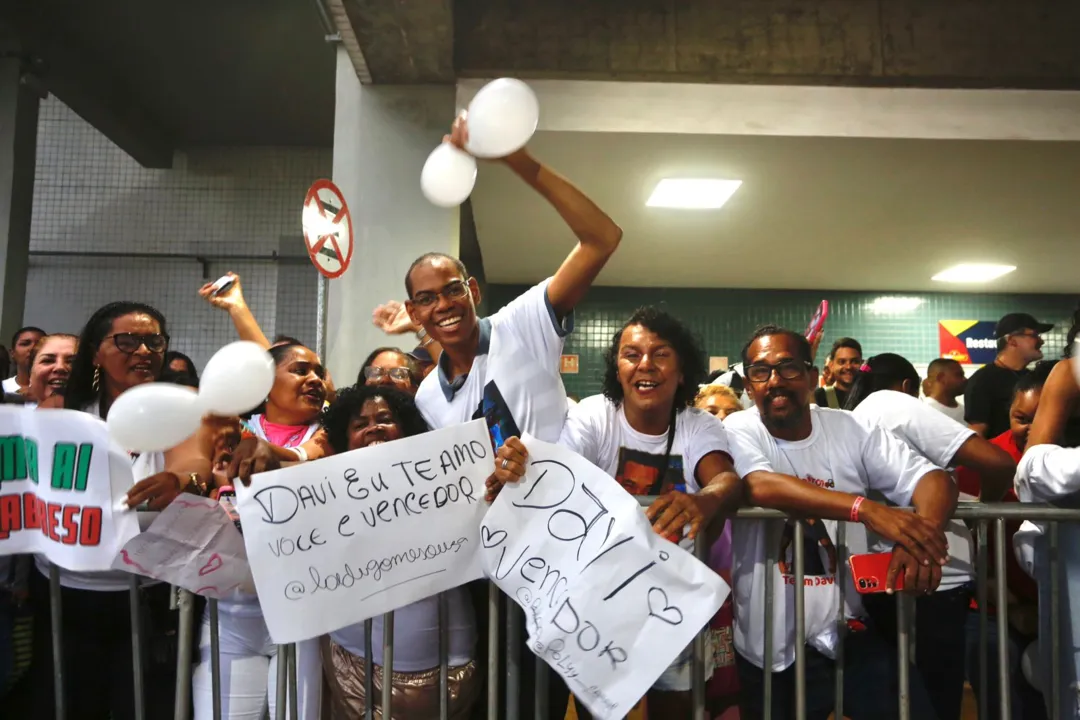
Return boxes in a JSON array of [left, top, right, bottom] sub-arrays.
[[192, 611, 321, 720]]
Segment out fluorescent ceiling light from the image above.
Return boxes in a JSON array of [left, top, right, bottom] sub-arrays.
[[868, 296, 924, 314], [932, 264, 1017, 283], [646, 178, 742, 209]]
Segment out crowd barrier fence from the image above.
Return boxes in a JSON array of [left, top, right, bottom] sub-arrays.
[[39, 501, 1078, 720]]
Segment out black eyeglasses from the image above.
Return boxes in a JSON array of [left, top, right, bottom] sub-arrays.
[[106, 333, 169, 354], [364, 366, 412, 382], [410, 280, 470, 308], [745, 359, 810, 384]]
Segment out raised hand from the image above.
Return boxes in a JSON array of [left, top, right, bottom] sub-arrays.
[[372, 301, 416, 335], [198, 272, 247, 313]]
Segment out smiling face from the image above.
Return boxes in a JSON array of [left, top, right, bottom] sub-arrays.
[[405, 257, 481, 351], [616, 324, 683, 417], [266, 346, 327, 425], [94, 313, 166, 397], [346, 397, 404, 451], [831, 346, 863, 391], [28, 336, 77, 403], [745, 333, 813, 436]]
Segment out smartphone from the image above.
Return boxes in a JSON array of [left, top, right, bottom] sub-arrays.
[[849, 552, 904, 594], [804, 300, 830, 344], [209, 274, 236, 297], [218, 486, 243, 534]]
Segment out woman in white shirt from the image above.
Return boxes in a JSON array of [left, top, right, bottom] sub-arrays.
[[28, 301, 215, 720], [317, 384, 479, 719], [25, 333, 78, 408], [844, 352, 1016, 720], [192, 342, 329, 720], [488, 307, 743, 719]]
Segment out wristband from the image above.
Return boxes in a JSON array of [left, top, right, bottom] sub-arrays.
[[850, 496, 865, 523], [291, 446, 309, 463], [416, 327, 429, 341]]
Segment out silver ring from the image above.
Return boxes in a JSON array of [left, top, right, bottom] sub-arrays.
[[501, 458, 510, 471]]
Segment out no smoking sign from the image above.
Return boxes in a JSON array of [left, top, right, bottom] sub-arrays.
[[302, 179, 354, 279]]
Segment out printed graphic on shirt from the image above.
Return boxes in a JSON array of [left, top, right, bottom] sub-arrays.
[[614, 447, 685, 496], [777, 519, 837, 581], [776, 471, 838, 584], [472, 380, 521, 451]]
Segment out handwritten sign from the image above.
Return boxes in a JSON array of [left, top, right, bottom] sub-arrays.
[[480, 436, 729, 719], [236, 419, 492, 644], [0, 406, 140, 571], [112, 495, 252, 598]]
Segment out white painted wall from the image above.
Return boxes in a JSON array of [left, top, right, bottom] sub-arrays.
[[327, 46, 458, 384]]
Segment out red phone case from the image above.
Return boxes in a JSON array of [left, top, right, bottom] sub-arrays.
[[804, 300, 829, 344], [848, 552, 904, 594]]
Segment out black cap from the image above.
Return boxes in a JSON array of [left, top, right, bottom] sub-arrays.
[[408, 346, 434, 365], [994, 313, 1054, 338]]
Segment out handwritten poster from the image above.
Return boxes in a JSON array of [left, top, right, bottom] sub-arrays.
[[236, 419, 492, 644], [112, 495, 252, 598], [480, 436, 730, 719], [0, 406, 140, 571]]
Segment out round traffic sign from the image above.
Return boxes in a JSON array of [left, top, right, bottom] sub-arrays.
[[302, 179, 354, 279]]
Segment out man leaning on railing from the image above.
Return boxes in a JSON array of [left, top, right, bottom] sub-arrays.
[[721, 326, 957, 720]]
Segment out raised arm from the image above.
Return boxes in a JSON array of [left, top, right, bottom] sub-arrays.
[[501, 150, 622, 318], [198, 272, 271, 349]]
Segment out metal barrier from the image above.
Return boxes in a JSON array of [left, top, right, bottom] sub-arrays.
[[36, 502, 1079, 719]]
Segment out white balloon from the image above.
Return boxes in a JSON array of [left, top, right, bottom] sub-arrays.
[[465, 78, 539, 159], [108, 383, 203, 453], [199, 341, 276, 416], [420, 144, 477, 208]]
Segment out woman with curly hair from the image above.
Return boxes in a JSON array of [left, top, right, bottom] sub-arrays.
[[486, 306, 744, 718]]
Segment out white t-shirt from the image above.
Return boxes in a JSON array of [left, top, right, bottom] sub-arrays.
[[1017, 444, 1080, 507], [559, 395, 730, 495], [923, 396, 966, 425], [415, 278, 571, 447], [3, 376, 21, 394], [723, 406, 939, 671], [853, 390, 975, 590]]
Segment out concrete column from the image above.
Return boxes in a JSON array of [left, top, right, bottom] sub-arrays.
[[0, 58, 39, 345], [326, 46, 458, 383]]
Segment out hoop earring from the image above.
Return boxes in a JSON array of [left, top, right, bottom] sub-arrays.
[[92, 366, 101, 393]]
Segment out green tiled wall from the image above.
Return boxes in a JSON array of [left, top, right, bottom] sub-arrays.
[[485, 284, 1079, 400]]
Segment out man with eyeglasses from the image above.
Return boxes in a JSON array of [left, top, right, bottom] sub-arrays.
[[402, 117, 621, 720], [722, 325, 955, 718], [964, 313, 1053, 438], [404, 115, 622, 448]]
